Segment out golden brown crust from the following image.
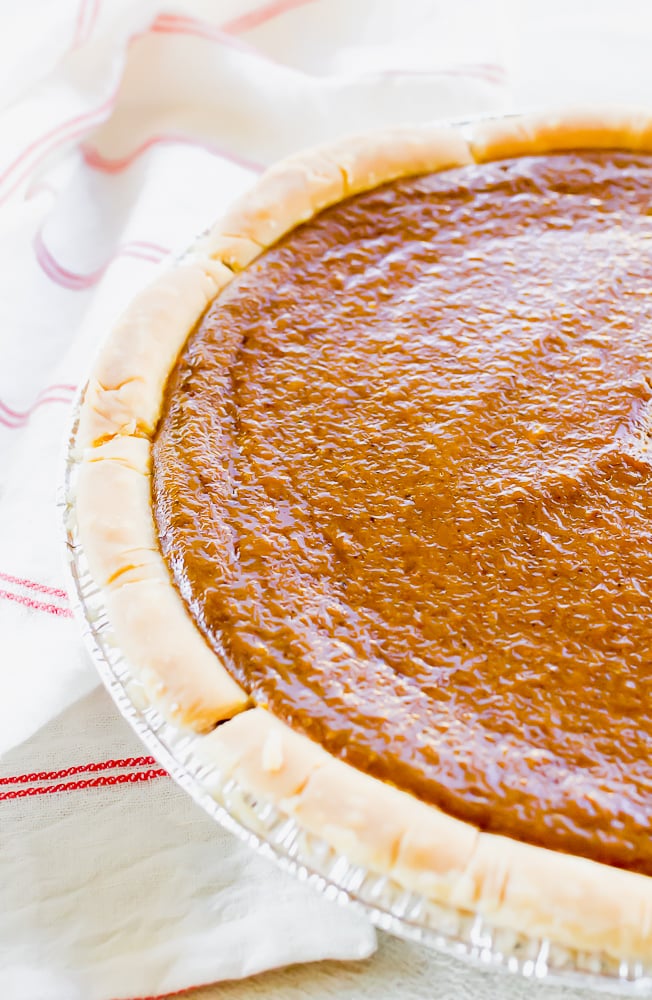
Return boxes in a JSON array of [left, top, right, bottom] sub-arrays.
[[453, 832, 652, 959], [74, 108, 652, 960], [105, 577, 248, 730], [201, 124, 472, 259], [76, 263, 232, 449], [469, 105, 652, 162], [196, 708, 652, 960], [195, 708, 478, 895], [76, 435, 249, 728], [76, 436, 159, 590]]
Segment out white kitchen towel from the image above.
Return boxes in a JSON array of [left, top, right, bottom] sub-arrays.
[[0, 687, 377, 1000], [0, 2, 511, 998]]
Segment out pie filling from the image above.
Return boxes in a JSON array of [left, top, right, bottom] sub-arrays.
[[153, 152, 652, 876]]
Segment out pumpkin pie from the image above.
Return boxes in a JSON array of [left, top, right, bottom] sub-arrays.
[[74, 107, 652, 962]]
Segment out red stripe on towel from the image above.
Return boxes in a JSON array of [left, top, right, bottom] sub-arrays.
[[0, 89, 119, 205], [221, 0, 318, 35], [72, 0, 101, 48], [0, 571, 69, 601], [0, 757, 158, 784], [82, 132, 265, 175], [0, 589, 73, 618], [0, 769, 167, 800], [33, 227, 169, 290], [0, 385, 75, 428]]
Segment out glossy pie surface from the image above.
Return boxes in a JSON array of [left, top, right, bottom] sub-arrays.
[[153, 151, 652, 876]]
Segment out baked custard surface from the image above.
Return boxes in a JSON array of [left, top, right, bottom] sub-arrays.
[[153, 151, 652, 876]]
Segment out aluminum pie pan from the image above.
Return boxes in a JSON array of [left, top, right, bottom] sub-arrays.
[[60, 404, 652, 992]]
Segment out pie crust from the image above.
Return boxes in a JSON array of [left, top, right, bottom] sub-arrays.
[[74, 107, 652, 961]]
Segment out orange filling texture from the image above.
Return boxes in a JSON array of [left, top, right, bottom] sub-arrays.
[[155, 152, 652, 874]]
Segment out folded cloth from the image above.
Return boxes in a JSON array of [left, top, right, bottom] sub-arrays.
[[0, 2, 509, 997], [0, 688, 377, 1000]]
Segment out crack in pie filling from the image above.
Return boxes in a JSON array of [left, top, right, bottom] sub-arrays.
[[75, 112, 652, 960]]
